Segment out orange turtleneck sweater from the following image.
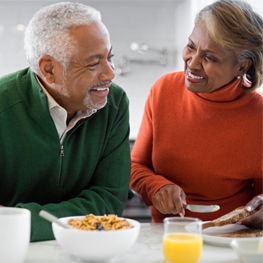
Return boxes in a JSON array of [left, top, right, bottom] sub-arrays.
[[130, 71, 263, 223]]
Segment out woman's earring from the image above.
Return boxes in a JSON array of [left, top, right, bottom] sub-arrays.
[[237, 75, 241, 79], [243, 73, 252, 88]]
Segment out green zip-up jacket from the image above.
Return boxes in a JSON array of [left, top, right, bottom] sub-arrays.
[[0, 68, 131, 241]]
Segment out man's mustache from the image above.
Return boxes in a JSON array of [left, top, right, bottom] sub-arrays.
[[89, 80, 112, 89]]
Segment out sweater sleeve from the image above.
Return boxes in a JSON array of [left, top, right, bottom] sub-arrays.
[[130, 84, 176, 206], [16, 93, 131, 242], [253, 160, 263, 196]]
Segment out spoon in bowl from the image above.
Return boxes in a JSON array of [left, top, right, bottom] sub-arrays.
[[39, 210, 73, 229]]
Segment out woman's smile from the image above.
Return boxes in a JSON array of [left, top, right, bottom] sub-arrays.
[[186, 70, 206, 83]]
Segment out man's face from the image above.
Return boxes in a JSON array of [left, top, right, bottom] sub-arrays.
[[56, 22, 115, 112]]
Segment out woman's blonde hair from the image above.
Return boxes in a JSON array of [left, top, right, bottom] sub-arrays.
[[195, 0, 263, 91]]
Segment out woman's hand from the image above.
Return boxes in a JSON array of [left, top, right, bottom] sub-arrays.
[[237, 194, 263, 229], [153, 184, 186, 217]]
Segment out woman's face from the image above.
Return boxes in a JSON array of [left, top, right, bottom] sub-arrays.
[[182, 19, 243, 93]]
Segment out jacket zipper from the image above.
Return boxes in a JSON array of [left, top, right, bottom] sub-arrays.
[[57, 144, 64, 185], [56, 119, 89, 185]]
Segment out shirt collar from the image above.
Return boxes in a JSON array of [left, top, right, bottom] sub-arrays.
[[35, 74, 97, 117], [196, 78, 245, 103], [35, 74, 97, 142]]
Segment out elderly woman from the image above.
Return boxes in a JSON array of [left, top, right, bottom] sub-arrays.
[[130, 0, 263, 229]]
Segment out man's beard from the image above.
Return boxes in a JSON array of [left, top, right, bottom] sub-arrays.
[[59, 74, 110, 110], [82, 90, 108, 110]]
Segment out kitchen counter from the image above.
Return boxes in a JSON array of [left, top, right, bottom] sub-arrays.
[[25, 223, 240, 263]]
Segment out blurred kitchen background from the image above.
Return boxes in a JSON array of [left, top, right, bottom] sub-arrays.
[[0, 0, 262, 222]]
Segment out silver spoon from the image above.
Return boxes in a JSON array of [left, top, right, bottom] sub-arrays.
[[39, 210, 73, 229]]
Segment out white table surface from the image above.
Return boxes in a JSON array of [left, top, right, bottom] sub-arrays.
[[25, 223, 240, 263]]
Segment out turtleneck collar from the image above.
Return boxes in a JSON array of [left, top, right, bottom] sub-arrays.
[[195, 78, 245, 102]]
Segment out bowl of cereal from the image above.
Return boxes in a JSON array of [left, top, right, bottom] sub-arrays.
[[52, 214, 140, 262]]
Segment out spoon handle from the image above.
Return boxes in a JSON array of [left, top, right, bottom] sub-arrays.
[[39, 210, 72, 229]]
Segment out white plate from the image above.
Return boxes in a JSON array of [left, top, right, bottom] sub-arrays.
[[202, 223, 262, 247]]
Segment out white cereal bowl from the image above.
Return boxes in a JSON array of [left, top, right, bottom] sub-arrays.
[[52, 216, 140, 262], [230, 239, 263, 263]]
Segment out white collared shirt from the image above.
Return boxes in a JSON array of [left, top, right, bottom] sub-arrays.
[[36, 75, 97, 143]]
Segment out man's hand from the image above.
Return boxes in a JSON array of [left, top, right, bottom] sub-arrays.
[[153, 184, 186, 217], [237, 194, 263, 229]]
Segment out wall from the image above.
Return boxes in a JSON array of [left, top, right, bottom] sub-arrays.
[[0, 0, 262, 139]]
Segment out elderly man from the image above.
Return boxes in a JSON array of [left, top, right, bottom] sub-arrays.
[[0, 2, 130, 241]]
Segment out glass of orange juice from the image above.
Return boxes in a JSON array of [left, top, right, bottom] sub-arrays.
[[163, 217, 203, 263]]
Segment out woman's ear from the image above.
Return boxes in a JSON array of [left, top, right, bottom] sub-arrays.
[[237, 58, 253, 76], [38, 55, 56, 84]]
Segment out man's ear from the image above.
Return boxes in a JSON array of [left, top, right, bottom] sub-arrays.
[[38, 55, 56, 84]]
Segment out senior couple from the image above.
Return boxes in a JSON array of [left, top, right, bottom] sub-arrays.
[[0, 0, 262, 241]]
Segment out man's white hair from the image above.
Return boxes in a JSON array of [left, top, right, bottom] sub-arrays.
[[24, 2, 102, 74]]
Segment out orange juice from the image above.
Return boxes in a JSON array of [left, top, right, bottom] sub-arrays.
[[163, 233, 203, 263]]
